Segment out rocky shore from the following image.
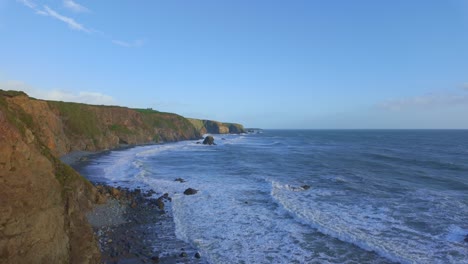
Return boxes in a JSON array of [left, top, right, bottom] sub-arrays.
[[62, 152, 206, 264], [87, 185, 205, 264]]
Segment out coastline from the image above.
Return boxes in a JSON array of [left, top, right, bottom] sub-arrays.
[[62, 149, 206, 264]]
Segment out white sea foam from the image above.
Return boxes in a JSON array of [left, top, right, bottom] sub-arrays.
[[82, 130, 468, 264], [445, 225, 468, 243], [270, 181, 468, 264]]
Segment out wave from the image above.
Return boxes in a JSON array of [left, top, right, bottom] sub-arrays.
[[365, 152, 467, 172], [270, 181, 468, 264]]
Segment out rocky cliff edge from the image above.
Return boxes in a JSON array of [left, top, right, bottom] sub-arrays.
[[0, 90, 244, 263]]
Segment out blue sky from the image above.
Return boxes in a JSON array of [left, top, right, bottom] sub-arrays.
[[1, 0, 468, 128]]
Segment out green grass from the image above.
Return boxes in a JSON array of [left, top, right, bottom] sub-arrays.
[[133, 108, 160, 114], [0, 94, 35, 137], [108, 124, 133, 134], [0, 89, 28, 97], [48, 101, 101, 138]]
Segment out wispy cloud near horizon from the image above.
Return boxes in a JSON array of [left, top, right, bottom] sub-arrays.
[[0, 80, 117, 105], [378, 88, 468, 111], [63, 0, 89, 13]]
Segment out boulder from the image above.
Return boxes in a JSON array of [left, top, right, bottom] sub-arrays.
[[183, 188, 198, 195], [202, 136, 216, 145]]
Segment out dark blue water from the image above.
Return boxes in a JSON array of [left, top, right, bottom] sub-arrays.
[[82, 130, 468, 263]]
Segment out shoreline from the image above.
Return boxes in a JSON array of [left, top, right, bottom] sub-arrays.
[[62, 148, 206, 264]]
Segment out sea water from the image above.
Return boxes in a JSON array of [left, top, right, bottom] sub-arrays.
[[80, 130, 468, 264]]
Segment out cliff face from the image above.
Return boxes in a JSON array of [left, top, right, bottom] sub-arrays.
[[8, 96, 202, 157], [0, 91, 100, 263], [0, 90, 245, 263], [188, 118, 246, 135]]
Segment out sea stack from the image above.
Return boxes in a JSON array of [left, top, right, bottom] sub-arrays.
[[202, 136, 216, 145]]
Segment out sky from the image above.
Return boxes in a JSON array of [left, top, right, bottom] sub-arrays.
[[1, 0, 468, 129]]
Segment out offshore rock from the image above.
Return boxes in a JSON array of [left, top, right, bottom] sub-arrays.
[[183, 188, 198, 195], [203, 136, 216, 145]]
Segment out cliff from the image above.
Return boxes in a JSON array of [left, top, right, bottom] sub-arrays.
[[7, 96, 201, 157], [188, 118, 246, 135], [0, 91, 101, 263], [0, 90, 244, 263]]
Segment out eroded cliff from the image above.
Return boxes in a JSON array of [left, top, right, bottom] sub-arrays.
[[188, 118, 246, 135], [0, 91, 100, 263], [0, 90, 245, 263], [8, 95, 202, 157]]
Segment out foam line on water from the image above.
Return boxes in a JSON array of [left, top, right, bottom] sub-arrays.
[[270, 180, 468, 264]]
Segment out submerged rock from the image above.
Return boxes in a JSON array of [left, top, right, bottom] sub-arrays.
[[183, 188, 198, 195], [175, 178, 186, 183], [202, 136, 216, 145]]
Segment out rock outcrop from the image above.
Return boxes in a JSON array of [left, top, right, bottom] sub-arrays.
[[202, 136, 216, 145], [183, 188, 198, 195]]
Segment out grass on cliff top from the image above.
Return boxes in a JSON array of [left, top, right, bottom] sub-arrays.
[[48, 101, 101, 138], [133, 108, 160, 114], [0, 89, 28, 97], [0, 94, 35, 137]]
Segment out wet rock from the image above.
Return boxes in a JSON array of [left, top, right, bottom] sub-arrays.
[[144, 189, 156, 197], [151, 256, 160, 263], [301, 185, 311, 190], [111, 188, 121, 198], [183, 188, 198, 195], [155, 197, 165, 210], [202, 136, 216, 145], [131, 201, 138, 208], [175, 178, 186, 183], [195, 252, 201, 259], [179, 252, 188, 257]]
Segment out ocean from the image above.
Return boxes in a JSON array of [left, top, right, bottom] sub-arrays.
[[79, 130, 468, 264]]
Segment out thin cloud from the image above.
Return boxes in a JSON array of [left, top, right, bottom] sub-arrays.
[[378, 91, 468, 111], [0, 80, 116, 105], [42, 6, 91, 32], [63, 0, 89, 13], [17, 1, 143, 47], [16, 0, 35, 9], [112, 39, 145, 48]]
